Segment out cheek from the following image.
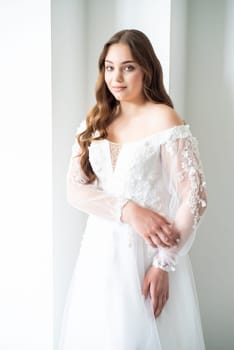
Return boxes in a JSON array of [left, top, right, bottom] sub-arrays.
[[104, 73, 111, 86], [130, 72, 144, 88]]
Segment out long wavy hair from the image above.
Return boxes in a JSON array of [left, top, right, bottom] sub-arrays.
[[77, 29, 174, 183]]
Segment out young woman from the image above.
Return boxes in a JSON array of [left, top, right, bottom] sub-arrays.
[[59, 29, 207, 350]]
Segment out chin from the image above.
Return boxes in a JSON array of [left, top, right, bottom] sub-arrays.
[[113, 94, 126, 101], [114, 92, 132, 101]]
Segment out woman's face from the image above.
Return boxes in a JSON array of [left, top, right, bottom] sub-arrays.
[[104, 43, 145, 103]]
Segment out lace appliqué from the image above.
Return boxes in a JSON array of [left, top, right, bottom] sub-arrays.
[[165, 136, 207, 230]]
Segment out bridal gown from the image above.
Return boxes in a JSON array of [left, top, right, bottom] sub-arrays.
[[58, 121, 207, 350]]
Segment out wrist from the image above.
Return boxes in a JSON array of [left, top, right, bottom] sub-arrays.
[[151, 266, 168, 275], [152, 249, 178, 272], [121, 200, 137, 223], [152, 260, 176, 272]]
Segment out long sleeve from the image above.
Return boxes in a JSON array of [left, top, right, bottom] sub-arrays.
[[66, 122, 128, 221], [152, 134, 207, 271]]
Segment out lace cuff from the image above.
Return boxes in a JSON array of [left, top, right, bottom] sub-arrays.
[[152, 249, 177, 272]]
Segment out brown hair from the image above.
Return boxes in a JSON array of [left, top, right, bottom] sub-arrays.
[[77, 29, 174, 183]]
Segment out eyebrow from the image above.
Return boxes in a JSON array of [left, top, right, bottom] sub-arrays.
[[105, 59, 136, 64]]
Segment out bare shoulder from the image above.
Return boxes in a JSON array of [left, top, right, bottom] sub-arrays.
[[154, 104, 184, 126], [146, 103, 185, 130], [150, 104, 185, 129]]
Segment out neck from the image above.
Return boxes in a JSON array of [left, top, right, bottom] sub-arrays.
[[119, 97, 148, 118]]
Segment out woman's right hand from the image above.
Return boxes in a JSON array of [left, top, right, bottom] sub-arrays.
[[121, 201, 180, 248]]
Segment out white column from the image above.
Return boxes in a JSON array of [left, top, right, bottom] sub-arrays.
[[86, 0, 119, 108], [116, 0, 171, 91], [0, 1, 53, 349], [51, 0, 88, 349]]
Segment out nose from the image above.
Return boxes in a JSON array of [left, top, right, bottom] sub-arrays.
[[113, 68, 123, 82]]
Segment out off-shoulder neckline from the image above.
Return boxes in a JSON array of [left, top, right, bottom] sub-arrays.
[[104, 124, 190, 146]]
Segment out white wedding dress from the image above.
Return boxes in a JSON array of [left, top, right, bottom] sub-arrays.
[[58, 121, 207, 350]]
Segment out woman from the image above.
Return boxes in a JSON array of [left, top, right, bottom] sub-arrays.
[[59, 29, 207, 350]]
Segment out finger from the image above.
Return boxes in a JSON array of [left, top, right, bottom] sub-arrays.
[[151, 233, 169, 248], [145, 236, 157, 248], [150, 287, 158, 314], [155, 296, 163, 317], [165, 224, 180, 241], [150, 223, 175, 247], [155, 230, 173, 247], [152, 296, 158, 316], [161, 224, 180, 240], [142, 278, 150, 298], [160, 224, 174, 237], [155, 213, 171, 225], [163, 293, 168, 306], [160, 224, 180, 245]]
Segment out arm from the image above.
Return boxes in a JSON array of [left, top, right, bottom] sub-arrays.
[[68, 123, 179, 247], [152, 135, 207, 271], [66, 123, 128, 221]]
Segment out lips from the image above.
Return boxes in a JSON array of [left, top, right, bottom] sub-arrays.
[[111, 86, 126, 92]]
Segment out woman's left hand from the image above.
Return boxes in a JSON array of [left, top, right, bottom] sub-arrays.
[[142, 266, 169, 317]]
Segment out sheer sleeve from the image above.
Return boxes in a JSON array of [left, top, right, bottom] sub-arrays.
[[66, 121, 128, 221], [152, 134, 207, 271]]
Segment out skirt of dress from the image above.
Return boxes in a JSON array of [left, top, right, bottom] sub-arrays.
[[58, 215, 206, 350]]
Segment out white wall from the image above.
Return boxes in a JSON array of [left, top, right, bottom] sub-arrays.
[[170, 1, 234, 348], [0, 1, 53, 349], [185, 1, 234, 349]]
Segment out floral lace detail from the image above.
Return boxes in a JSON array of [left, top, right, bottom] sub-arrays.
[[160, 124, 191, 145], [165, 136, 207, 230], [69, 122, 207, 272]]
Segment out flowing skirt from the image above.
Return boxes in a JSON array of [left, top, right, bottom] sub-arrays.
[[58, 215, 206, 350]]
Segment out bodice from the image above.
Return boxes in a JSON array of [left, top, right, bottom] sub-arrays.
[[68, 121, 207, 269], [88, 125, 197, 217]]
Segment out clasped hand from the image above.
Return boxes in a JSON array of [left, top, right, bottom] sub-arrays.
[[121, 201, 177, 317], [121, 201, 180, 248]]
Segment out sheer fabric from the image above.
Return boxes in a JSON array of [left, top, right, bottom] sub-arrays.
[[152, 134, 207, 271], [66, 121, 128, 222], [60, 121, 207, 350], [67, 121, 207, 271]]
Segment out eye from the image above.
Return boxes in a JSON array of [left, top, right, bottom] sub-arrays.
[[105, 65, 114, 71], [123, 65, 135, 72]]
